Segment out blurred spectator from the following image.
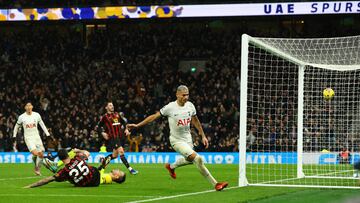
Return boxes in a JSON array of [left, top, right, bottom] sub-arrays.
[[0, 131, 5, 152], [46, 137, 59, 152], [338, 148, 351, 164], [127, 134, 143, 152], [99, 143, 107, 152]]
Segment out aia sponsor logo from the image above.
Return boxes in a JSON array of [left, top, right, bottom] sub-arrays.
[[25, 123, 36, 128], [177, 118, 191, 126]]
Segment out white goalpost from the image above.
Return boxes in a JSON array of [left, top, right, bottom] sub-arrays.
[[239, 34, 360, 188]]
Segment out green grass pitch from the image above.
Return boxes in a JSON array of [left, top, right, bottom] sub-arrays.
[[0, 163, 360, 203]]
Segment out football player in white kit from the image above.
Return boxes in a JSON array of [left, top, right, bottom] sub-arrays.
[[13, 102, 51, 175], [127, 85, 228, 191]]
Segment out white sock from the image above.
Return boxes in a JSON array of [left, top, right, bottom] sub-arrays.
[[193, 155, 217, 186], [36, 156, 43, 169], [170, 157, 192, 169]]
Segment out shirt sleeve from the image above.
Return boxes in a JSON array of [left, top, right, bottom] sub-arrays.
[[16, 115, 22, 125], [37, 113, 50, 136], [96, 116, 105, 135], [119, 112, 127, 125], [159, 103, 171, 117], [13, 116, 22, 138], [190, 102, 197, 116]]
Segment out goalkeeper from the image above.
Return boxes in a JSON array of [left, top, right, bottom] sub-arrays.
[[42, 148, 118, 185], [26, 148, 125, 188]]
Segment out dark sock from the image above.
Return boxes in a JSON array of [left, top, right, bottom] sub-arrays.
[[106, 154, 116, 160], [120, 155, 130, 169], [32, 155, 37, 163]]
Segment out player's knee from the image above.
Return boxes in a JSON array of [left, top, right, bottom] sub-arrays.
[[186, 152, 197, 162], [31, 150, 39, 156], [38, 151, 44, 158], [193, 155, 204, 165], [118, 147, 124, 154]]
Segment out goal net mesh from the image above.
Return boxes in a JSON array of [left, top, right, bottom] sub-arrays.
[[243, 35, 360, 188]]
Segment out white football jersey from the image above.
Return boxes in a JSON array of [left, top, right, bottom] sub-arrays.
[[14, 112, 49, 139], [160, 101, 196, 143]]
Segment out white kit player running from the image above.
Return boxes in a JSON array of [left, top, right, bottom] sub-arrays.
[[13, 102, 51, 175], [127, 85, 228, 191]]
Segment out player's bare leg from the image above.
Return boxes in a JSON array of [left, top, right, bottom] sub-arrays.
[[187, 152, 228, 191], [31, 150, 44, 176]]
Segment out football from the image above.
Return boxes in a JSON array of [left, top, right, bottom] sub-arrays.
[[323, 88, 335, 100]]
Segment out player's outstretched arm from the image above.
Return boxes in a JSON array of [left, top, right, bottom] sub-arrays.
[[12, 123, 21, 150], [13, 123, 21, 139], [38, 115, 50, 137], [191, 115, 209, 149], [24, 176, 55, 188], [127, 112, 161, 130], [73, 149, 90, 158], [95, 116, 110, 139]]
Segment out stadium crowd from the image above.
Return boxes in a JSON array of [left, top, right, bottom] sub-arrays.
[[0, 22, 240, 152], [0, 17, 358, 153]]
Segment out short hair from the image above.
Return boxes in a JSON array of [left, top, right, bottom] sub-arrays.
[[113, 173, 126, 184], [24, 101, 33, 106], [177, 85, 188, 92], [57, 149, 69, 160]]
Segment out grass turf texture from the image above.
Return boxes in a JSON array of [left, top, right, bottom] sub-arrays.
[[0, 164, 360, 203]]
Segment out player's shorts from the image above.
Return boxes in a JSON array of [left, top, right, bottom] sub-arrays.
[[84, 167, 101, 187], [106, 137, 125, 151], [25, 136, 45, 152], [171, 141, 195, 158]]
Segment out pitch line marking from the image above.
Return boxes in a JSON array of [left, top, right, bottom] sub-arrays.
[[0, 194, 161, 198], [125, 186, 239, 203], [0, 177, 40, 181]]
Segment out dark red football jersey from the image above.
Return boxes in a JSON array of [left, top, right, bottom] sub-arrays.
[[96, 112, 126, 139], [54, 155, 99, 187]]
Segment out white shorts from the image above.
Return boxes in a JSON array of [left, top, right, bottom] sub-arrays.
[[171, 142, 195, 158], [25, 136, 45, 152]]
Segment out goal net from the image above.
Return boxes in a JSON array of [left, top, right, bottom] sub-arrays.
[[239, 34, 360, 188]]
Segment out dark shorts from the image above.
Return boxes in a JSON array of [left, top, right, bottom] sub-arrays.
[[106, 137, 125, 151], [84, 167, 101, 187]]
